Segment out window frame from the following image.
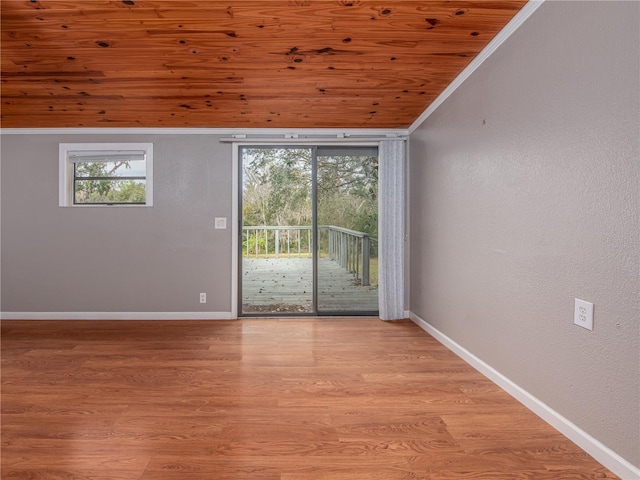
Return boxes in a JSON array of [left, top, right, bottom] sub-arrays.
[[59, 142, 153, 207]]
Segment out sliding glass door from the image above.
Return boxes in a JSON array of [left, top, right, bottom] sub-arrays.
[[240, 147, 313, 314], [239, 145, 378, 316], [316, 147, 378, 313]]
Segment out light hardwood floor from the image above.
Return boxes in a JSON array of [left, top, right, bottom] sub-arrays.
[[1, 318, 617, 479]]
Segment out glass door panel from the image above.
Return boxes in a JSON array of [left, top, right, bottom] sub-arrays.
[[240, 147, 313, 314], [316, 147, 379, 313]]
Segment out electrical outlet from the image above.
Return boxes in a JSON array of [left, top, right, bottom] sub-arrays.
[[574, 298, 593, 331], [214, 217, 227, 229], [200, 293, 207, 304]]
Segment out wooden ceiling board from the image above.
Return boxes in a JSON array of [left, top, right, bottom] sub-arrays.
[[1, 0, 528, 129]]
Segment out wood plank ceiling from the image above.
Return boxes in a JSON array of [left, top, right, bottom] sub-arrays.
[[1, 0, 528, 129]]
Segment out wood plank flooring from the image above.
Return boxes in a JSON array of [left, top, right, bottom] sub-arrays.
[[1, 318, 618, 479]]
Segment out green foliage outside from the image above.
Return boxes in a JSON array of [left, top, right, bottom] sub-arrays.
[[242, 147, 378, 245], [242, 148, 379, 286], [74, 161, 146, 204]]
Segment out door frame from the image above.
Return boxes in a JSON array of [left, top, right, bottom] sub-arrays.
[[231, 141, 379, 318]]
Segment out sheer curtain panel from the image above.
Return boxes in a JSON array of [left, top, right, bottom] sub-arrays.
[[378, 139, 405, 320]]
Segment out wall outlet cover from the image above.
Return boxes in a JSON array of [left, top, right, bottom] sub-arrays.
[[574, 298, 593, 331], [214, 217, 227, 229]]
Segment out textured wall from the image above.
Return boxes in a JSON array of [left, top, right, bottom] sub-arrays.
[[409, 1, 639, 468], [1, 134, 233, 313]]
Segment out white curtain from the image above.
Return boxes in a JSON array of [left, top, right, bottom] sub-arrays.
[[378, 139, 405, 320]]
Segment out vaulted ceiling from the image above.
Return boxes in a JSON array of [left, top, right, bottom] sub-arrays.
[[1, 0, 528, 129]]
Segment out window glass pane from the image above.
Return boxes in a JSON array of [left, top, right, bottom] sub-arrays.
[[74, 160, 146, 178], [74, 179, 146, 204], [317, 150, 378, 313], [241, 148, 313, 314]]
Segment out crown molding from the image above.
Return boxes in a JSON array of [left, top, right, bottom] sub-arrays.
[[0, 127, 409, 137], [408, 0, 545, 134], [0, 1, 543, 138]]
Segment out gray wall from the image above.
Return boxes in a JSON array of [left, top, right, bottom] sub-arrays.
[[409, 0, 639, 468], [1, 134, 233, 313]]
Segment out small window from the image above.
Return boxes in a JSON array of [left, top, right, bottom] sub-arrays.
[[59, 143, 153, 206]]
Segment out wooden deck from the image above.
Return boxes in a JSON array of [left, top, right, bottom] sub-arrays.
[[242, 257, 378, 313]]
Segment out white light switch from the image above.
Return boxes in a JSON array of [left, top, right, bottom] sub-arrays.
[[214, 217, 227, 229], [574, 298, 594, 331]]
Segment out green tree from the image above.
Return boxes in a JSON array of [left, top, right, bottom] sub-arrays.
[[74, 161, 145, 204], [242, 147, 378, 238], [243, 148, 312, 226]]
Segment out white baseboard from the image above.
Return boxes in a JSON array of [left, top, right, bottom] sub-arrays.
[[1, 311, 236, 320], [409, 311, 640, 480]]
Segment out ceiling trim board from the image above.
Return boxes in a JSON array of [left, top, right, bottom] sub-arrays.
[[408, 0, 545, 134], [0, 127, 409, 136]]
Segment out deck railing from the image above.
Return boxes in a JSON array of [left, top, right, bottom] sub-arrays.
[[242, 225, 376, 286]]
